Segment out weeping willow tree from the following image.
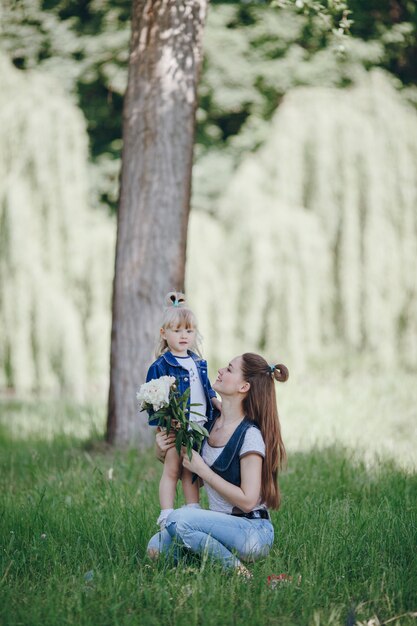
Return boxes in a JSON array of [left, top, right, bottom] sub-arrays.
[[187, 70, 417, 372], [0, 55, 115, 399]]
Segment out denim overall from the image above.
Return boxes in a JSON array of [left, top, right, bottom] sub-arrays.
[[193, 417, 260, 486]]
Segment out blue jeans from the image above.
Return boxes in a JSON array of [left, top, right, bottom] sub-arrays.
[[147, 508, 274, 569]]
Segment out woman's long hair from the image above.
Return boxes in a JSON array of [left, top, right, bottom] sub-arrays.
[[241, 353, 288, 509]]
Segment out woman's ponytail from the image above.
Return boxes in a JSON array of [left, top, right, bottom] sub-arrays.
[[272, 364, 289, 383]]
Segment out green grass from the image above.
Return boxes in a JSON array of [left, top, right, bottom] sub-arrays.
[[0, 391, 416, 626]]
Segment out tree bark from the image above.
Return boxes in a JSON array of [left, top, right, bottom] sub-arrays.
[[107, 0, 208, 446]]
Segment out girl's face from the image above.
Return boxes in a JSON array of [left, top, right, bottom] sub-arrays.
[[161, 324, 196, 356], [213, 356, 249, 397]]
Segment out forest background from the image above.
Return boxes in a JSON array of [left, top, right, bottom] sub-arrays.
[[1, 0, 417, 458]]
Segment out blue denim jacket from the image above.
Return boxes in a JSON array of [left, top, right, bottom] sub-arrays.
[[204, 417, 261, 486], [146, 350, 218, 426]]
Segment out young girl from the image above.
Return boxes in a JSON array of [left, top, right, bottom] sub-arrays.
[[146, 292, 221, 530]]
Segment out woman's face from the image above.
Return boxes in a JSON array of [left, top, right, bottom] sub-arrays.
[[213, 356, 248, 397]]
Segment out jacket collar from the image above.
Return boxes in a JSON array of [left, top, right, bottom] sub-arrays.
[[161, 350, 203, 367]]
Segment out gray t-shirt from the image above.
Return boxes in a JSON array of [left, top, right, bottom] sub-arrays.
[[201, 426, 266, 514]]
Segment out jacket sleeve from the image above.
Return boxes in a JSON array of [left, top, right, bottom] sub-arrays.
[[145, 361, 164, 425], [146, 362, 163, 383]]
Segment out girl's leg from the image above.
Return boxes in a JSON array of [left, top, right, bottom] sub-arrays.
[[165, 508, 274, 570], [159, 446, 181, 509], [158, 447, 182, 529], [182, 468, 199, 504]]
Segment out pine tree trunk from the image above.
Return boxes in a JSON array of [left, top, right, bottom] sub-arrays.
[[107, 0, 208, 446]]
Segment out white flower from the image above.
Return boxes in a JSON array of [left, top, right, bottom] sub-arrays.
[[136, 376, 176, 411]]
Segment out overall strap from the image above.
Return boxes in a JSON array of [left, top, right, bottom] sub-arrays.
[[210, 418, 258, 473]]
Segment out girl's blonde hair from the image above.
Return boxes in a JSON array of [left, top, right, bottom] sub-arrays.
[[155, 291, 202, 358], [240, 353, 288, 510]]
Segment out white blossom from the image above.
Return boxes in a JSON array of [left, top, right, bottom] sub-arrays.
[[136, 376, 176, 411]]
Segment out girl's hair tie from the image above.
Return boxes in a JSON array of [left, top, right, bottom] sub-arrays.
[[268, 364, 276, 374], [169, 293, 185, 307]]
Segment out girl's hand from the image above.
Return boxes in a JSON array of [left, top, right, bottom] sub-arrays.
[[182, 449, 207, 477], [155, 428, 176, 462]]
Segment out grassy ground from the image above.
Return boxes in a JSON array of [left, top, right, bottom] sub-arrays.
[[1, 370, 416, 626]]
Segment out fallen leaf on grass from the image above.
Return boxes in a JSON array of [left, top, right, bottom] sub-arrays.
[[267, 574, 302, 589]]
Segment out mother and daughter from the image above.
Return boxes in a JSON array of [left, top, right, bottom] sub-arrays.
[[144, 292, 288, 577]]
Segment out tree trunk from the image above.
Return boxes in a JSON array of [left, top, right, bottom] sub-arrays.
[[107, 0, 208, 446]]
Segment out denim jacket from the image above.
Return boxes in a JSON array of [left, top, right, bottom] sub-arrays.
[[204, 417, 261, 486], [146, 350, 218, 426]]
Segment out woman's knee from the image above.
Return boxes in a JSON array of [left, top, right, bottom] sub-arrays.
[[165, 508, 197, 542], [165, 509, 183, 537], [147, 529, 172, 557], [147, 532, 161, 557]]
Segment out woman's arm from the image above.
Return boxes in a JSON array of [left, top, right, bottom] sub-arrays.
[[182, 450, 262, 513]]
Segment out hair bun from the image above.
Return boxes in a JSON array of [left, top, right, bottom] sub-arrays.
[[273, 364, 289, 383], [165, 291, 187, 308]]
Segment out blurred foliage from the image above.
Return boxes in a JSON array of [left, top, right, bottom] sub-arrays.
[[189, 70, 417, 372], [1, 0, 417, 212], [0, 53, 115, 399], [348, 0, 417, 84], [1, 0, 128, 211]]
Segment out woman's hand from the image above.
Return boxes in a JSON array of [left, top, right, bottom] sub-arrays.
[[155, 428, 176, 462], [182, 449, 208, 478]]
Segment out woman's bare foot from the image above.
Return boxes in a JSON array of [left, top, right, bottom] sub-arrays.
[[147, 548, 160, 560]]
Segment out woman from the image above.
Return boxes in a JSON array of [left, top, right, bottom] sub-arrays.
[[147, 352, 288, 576]]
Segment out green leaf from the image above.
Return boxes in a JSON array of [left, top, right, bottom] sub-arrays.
[[152, 408, 168, 421], [189, 409, 207, 419], [178, 387, 190, 407], [175, 430, 183, 456], [188, 422, 210, 437]]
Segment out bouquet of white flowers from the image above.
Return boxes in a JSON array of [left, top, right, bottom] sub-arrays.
[[137, 376, 209, 460]]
